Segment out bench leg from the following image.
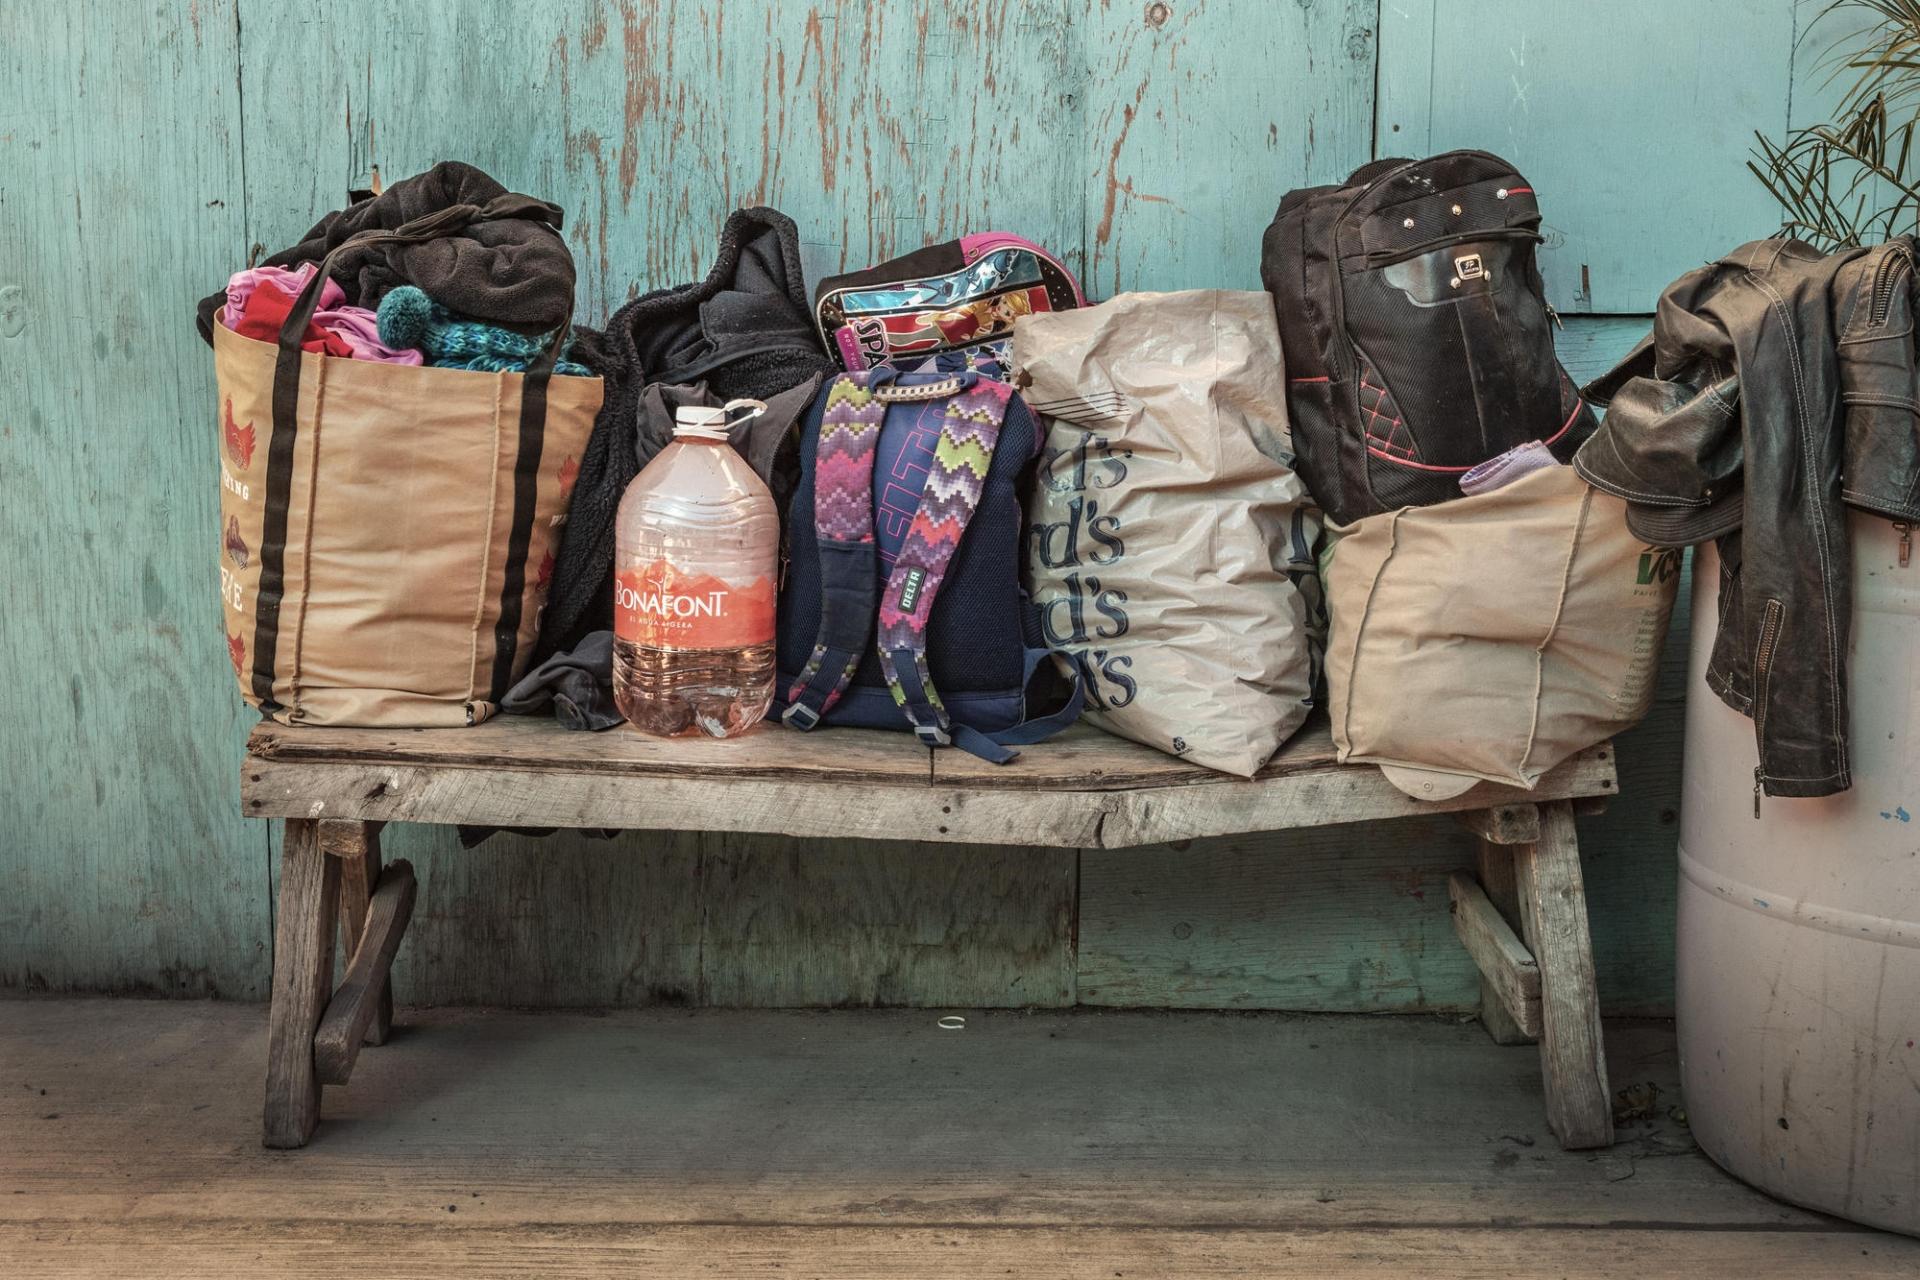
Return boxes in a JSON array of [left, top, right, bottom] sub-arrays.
[[264, 818, 340, 1149], [1512, 800, 1613, 1150], [324, 820, 394, 1046]]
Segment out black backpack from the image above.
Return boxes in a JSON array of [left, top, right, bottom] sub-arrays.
[[1260, 150, 1597, 525]]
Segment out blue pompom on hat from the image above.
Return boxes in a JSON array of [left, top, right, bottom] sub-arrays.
[[377, 285, 590, 376]]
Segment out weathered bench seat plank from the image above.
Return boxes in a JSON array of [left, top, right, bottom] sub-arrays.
[[244, 714, 1616, 851]]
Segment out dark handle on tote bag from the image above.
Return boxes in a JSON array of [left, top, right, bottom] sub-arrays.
[[251, 194, 577, 714]]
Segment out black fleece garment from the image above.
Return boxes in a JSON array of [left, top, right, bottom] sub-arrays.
[[195, 161, 578, 341], [535, 206, 838, 662]]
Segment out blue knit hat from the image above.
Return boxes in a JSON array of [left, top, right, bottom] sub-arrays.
[[378, 285, 589, 376]]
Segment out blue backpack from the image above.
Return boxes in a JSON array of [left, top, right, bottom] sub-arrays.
[[775, 368, 1083, 762]]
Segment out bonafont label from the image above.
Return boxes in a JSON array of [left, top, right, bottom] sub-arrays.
[[614, 560, 774, 649]]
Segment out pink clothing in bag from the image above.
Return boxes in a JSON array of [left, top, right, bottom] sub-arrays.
[[223, 264, 423, 366]]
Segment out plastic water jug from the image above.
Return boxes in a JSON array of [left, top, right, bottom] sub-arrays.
[[612, 401, 778, 737]]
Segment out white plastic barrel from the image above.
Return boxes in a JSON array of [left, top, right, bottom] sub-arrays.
[[1677, 512, 1920, 1235]]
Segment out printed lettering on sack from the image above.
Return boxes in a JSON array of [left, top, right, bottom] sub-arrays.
[[1618, 544, 1683, 711], [1636, 546, 1682, 587], [216, 394, 255, 624], [614, 559, 774, 649], [1030, 429, 1137, 710], [219, 566, 246, 616]]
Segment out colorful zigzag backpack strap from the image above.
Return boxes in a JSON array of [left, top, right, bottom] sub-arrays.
[[876, 376, 1015, 753], [781, 370, 891, 731]]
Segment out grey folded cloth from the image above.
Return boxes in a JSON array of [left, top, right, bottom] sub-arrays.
[[501, 630, 622, 731]]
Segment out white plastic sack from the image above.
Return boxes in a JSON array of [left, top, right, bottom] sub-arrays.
[[1014, 290, 1320, 776]]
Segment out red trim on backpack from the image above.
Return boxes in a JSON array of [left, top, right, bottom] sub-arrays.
[[1363, 447, 1476, 473], [1364, 396, 1582, 473], [1289, 376, 1331, 384], [1539, 396, 1583, 447]]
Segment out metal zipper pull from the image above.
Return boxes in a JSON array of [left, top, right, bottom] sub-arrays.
[[1545, 300, 1565, 331], [1753, 767, 1763, 820], [1896, 520, 1912, 568]]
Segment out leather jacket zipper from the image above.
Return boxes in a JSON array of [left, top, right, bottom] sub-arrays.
[[1870, 243, 1914, 327], [1896, 520, 1913, 568], [1751, 598, 1785, 818]]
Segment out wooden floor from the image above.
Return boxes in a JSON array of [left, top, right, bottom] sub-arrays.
[[2, 1001, 1914, 1278]]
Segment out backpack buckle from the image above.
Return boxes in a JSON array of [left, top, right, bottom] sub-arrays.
[[782, 702, 822, 731]]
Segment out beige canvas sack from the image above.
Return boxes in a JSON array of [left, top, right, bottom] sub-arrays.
[[213, 209, 602, 727], [1014, 290, 1320, 777], [1322, 465, 1678, 798]]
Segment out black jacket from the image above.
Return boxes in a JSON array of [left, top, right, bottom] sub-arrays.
[[1577, 238, 1920, 800], [195, 162, 578, 340], [536, 207, 838, 662]]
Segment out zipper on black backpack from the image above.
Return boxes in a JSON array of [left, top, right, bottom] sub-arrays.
[[1361, 226, 1543, 270]]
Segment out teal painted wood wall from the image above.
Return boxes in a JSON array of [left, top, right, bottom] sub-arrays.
[[1, 1, 1807, 1010]]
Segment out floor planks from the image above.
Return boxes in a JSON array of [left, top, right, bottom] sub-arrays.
[[2, 1000, 1914, 1277]]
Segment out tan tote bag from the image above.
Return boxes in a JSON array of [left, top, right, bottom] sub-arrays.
[[1322, 465, 1678, 798], [214, 203, 602, 727]]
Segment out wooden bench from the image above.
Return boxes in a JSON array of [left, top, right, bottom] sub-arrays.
[[242, 714, 1621, 1151]]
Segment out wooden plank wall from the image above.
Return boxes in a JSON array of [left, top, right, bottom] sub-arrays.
[[1375, 0, 1802, 311], [0, 5, 267, 998], [2, 1, 1798, 1010]]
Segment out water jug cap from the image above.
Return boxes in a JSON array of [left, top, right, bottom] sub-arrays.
[[672, 399, 767, 441]]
